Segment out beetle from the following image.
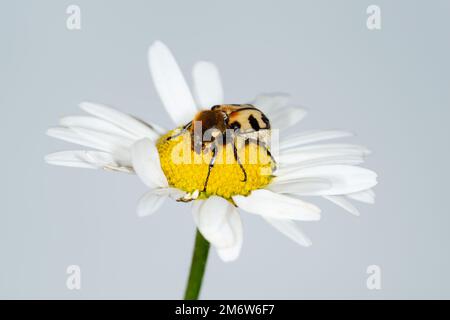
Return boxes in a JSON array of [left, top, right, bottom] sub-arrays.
[[167, 104, 276, 192]]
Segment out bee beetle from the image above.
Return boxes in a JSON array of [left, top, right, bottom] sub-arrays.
[[167, 104, 276, 193]]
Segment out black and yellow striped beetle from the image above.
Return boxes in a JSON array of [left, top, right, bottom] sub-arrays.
[[167, 104, 276, 192]]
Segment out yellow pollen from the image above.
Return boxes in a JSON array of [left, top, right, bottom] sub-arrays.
[[156, 129, 274, 201]]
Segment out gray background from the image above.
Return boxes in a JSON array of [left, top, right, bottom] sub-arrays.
[[1, 0, 449, 299]]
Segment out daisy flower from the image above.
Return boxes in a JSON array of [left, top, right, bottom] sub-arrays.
[[46, 41, 377, 299]]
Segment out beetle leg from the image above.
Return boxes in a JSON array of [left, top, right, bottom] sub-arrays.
[[203, 143, 218, 192], [245, 138, 277, 171], [232, 140, 247, 182], [166, 121, 192, 141]]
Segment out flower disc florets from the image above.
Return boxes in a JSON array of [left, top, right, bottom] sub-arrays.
[[157, 128, 275, 200]]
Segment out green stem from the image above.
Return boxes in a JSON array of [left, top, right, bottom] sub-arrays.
[[184, 229, 210, 300]]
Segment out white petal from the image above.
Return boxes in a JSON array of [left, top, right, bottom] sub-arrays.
[[85, 151, 134, 173], [47, 127, 101, 150], [269, 106, 307, 129], [274, 165, 377, 196], [267, 178, 332, 195], [83, 151, 119, 167], [346, 189, 375, 204], [70, 127, 134, 150], [192, 61, 224, 109], [60, 116, 137, 140], [281, 143, 370, 157], [136, 189, 167, 217], [148, 41, 198, 125], [233, 189, 320, 221], [216, 247, 237, 262], [131, 138, 167, 188], [45, 151, 98, 169], [79, 102, 160, 140], [192, 197, 242, 253], [216, 210, 243, 262], [136, 188, 183, 217], [47, 127, 132, 166], [279, 144, 370, 166], [263, 217, 312, 247], [280, 130, 354, 150], [251, 93, 306, 129], [71, 127, 133, 163], [275, 155, 365, 175], [162, 187, 188, 200], [252, 93, 291, 113], [323, 195, 360, 216], [45, 150, 133, 173]]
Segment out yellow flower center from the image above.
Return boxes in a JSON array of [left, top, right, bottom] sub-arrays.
[[156, 129, 274, 200]]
